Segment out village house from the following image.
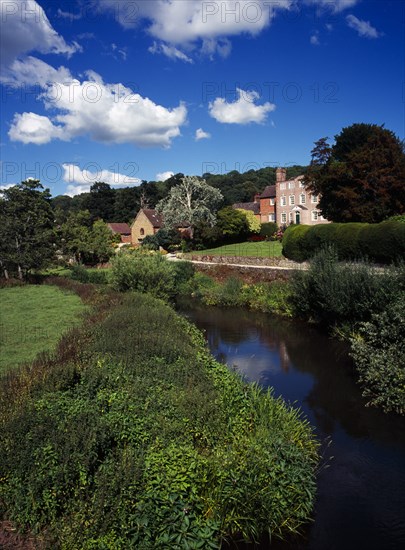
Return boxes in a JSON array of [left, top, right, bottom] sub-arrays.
[[131, 208, 163, 244], [234, 168, 328, 227], [106, 223, 132, 244], [232, 198, 261, 220]]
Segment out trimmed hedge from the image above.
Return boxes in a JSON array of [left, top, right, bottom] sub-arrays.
[[282, 221, 405, 263], [259, 222, 278, 237]]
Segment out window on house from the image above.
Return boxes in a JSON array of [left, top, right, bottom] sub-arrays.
[[280, 182, 286, 190], [281, 195, 286, 206], [299, 180, 305, 188], [268, 213, 275, 222], [311, 194, 318, 203], [281, 212, 287, 224], [270, 198, 275, 205], [289, 195, 295, 206], [289, 212, 294, 222], [311, 210, 319, 221], [299, 193, 306, 205], [140, 228, 145, 235], [288, 181, 295, 189]]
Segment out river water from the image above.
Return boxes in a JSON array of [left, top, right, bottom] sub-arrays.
[[179, 303, 405, 550]]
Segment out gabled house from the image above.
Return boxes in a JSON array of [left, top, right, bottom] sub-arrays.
[[257, 185, 276, 223], [232, 198, 261, 220], [106, 223, 132, 244], [131, 209, 163, 244]]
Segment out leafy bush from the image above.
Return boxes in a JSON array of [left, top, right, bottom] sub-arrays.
[[69, 265, 111, 284], [0, 290, 319, 548], [289, 246, 403, 330], [282, 225, 312, 262], [357, 221, 405, 264], [259, 222, 278, 238], [351, 295, 405, 415]]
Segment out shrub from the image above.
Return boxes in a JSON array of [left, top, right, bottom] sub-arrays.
[[333, 222, 369, 260], [110, 250, 178, 299], [260, 222, 278, 238], [357, 221, 405, 264], [69, 265, 110, 285], [351, 294, 405, 415], [282, 225, 312, 262], [289, 246, 402, 330]]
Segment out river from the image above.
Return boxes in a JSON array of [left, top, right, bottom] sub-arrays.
[[179, 302, 405, 550]]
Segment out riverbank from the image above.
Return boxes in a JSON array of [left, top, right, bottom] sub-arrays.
[[0, 281, 319, 549]]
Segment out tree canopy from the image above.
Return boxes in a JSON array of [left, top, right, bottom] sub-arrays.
[[304, 124, 405, 223], [156, 176, 223, 236], [0, 180, 55, 279]]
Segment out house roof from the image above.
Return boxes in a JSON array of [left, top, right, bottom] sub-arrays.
[[107, 223, 131, 235], [233, 202, 260, 215], [258, 185, 276, 199], [141, 209, 163, 228]]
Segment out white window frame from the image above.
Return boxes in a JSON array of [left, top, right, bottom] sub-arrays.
[[299, 193, 306, 205], [289, 195, 295, 206], [299, 180, 305, 188], [288, 181, 295, 189], [268, 213, 275, 222], [311, 210, 319, 221], [270, 198, 275, 205], [281, 212, 287, 224], [311, 194, 318, 204], [280, 182, 286, 190], [281, 195, 286, 206]]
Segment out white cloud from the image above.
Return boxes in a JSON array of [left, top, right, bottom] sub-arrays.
[[346, 14, 380, 38], [97, 0, 293, 58], [7, 66, 188, 148], [57, 8, 82, 21], [195, 128, 211, 140], [0, 183, 17, 191], [8, 112, 66, 145], [1, 55, 72, 87], [62, 164, 141, 197], [310, 33, 320, 45], [156, 171, 174, 182], [148, 42, 193, 63], [0, 0, 80, 71], [209, 88, 275, 125]]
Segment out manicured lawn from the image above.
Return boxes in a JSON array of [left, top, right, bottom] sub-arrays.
[[0, 285, 86, 374], [196, 240, 283, 257]]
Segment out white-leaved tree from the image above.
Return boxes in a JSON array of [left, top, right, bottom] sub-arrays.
[[156, 176, 223, 238]]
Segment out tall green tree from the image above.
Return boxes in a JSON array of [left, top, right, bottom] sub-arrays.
[[305, 124, 405, 222], [82, 182, 116, 222], [156, 176, 223, 238], [0, 180, 55, 279]]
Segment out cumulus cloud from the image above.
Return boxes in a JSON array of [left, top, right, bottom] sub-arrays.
[[209, 89, 275, 125], [0, 55, 72, 87], [97, 0, 293, 58], [310, 33, 320, 45], [195, 128, 211, 140], [7, 66, 188, 148], [62, 164, 141, 196], [148, 42, 193, 63], [0, 0, 80, 71], [156, 171, 174, 182], [346, 14, 380, 38], [8, 112, 66, 144]]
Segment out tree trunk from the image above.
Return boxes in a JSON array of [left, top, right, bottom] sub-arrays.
[[17, 264, 23, 280]]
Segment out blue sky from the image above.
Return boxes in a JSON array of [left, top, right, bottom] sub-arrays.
[[0, 0, 403, 196]]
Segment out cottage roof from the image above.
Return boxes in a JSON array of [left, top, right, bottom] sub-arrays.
[[142, 209, 163, 228], [107, 222, 131, 235], [258, 185, 276, 199], [232, 202, 260, 215]]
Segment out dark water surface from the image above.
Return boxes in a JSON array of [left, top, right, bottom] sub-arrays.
[[179, 302, 405, 550]]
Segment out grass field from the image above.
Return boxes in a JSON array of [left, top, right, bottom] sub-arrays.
[[0, 285, 86, 373], [196, 240, 283, 257]]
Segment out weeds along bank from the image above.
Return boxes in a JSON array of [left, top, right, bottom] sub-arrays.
[[0, 281, 319, 549]]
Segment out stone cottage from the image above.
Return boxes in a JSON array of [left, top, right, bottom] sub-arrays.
[[131, 209, 163, 244]]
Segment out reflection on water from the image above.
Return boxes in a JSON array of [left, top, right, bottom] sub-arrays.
[[179, 302, 405, 550]]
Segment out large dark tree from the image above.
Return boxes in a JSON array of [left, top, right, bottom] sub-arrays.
[[0, 180, 55, 279], [81, 181, 116, 222], [304, 124, 405, 223]]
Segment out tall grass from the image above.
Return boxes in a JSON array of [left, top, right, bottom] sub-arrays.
[[0, 288, 319, 549]]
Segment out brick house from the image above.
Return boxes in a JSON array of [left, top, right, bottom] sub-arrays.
[[106, 223, 132, 244], [131, 209, 163, 244], [234, 168, 328, 227], [274, 168, 328, 226], [232, 199, 261, 220]]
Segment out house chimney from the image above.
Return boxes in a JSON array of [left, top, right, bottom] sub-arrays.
[[276, 167, 287, 183], [254, 193, 260, 203]]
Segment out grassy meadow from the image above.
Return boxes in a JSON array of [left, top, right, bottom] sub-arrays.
[[197, 240, 283, 257], [0, 284, 86, 374]]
